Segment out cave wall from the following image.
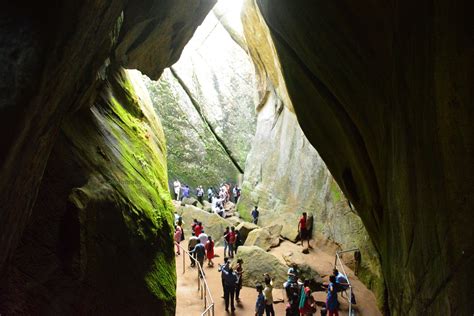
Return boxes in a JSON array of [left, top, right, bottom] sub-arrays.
[[0, 67, 177, 314], [238, 0, 384, 304], [144, 6, 258, 189], [0, 0, 215, 314], [256, 0, 473, 314]]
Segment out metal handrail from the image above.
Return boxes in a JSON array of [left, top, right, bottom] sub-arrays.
[[334, 248, 359, 316], [175, 242, 215, 316]]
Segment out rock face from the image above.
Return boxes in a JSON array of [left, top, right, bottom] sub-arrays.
[[234, 246, 287, 288], [144, 5, 258, 189], [0, 1, 216, 313], [256, 1, 474, 314], [238, 0, 384, 306], [0, 68, 177, 314]]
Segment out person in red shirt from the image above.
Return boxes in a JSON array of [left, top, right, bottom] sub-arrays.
[[194, 221, 203, 237], [205, 236, 215, 267], [298, 212, 312, 250], [227, 226, 236, 258]]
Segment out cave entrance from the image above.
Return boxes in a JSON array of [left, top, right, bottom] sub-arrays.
[[138, 0, 383, 315]]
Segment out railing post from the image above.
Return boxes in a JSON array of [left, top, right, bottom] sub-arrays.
[[183, 248, 185, 274], [204, 282, 207, 308]]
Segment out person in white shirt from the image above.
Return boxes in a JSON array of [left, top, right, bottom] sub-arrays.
[[263, 273, 274, 316], [173, 180, 181, 200]]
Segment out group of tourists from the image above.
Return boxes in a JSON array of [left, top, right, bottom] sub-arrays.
[[283, 264, 350, 316], [174, 202, 357, 315], [172, 179, 241, 205]]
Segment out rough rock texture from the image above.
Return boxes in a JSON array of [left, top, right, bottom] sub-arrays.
[[144, 5, 258, 189], [236, 222, 259, 243], [239, 0, 384, 306], [282, 252, 323, 285], [234, 246, 287, 289], [256, 0, 474, 314], [0, 1, 215, 313], [0, 68, 176, 314], [244, 225, 282, 250], [176, 205, 231, 246]]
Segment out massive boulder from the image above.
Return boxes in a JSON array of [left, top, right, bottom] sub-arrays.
[[256, 0, 474, 314], [234, 246, 287, 288], [244, 224, 282, 250]]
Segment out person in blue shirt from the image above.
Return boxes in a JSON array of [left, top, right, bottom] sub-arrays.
[[189, 243, 206, 278], [326, 275, 339, 316], [251, 206, 259, 225], [332, 268, 349, 292], [220, 265, 238, 312], [255, 283, 265, 316]]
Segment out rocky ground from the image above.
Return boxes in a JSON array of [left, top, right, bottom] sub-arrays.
[[175, 203, 382, 315]]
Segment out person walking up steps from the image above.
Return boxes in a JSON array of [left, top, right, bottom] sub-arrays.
[[189, 242, 206, 278], [188, 234, 199, 267]]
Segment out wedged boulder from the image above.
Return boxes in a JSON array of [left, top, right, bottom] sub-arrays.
[[282, 251, 323, 284], [234, 246, 287, 288], [266, 224, 283, 247], [202, 200, 212, 213], [244, 224, 283, 250], [244, 228, 272, 250], [227, 216, 242, 227], [181, 197, 202, 208], [236, 222, 259, 242], [224, 201, 236, 215], [176, 205, 230, 245]]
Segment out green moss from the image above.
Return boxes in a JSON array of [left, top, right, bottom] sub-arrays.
[[63, 67, 176, 312], [330, 178, 343, 203]]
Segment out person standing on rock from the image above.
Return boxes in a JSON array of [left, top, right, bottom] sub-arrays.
[[182, 185, 190, 200], [207, 187, 214, 203], [354, 250, 361, 276], [234, 230, 242, 254], [205, 236, 215, 267], [263, 273, 275, 316], [298, 212, 312, 250], [196, 185, 204, 204], [173, 179, 181, 200], [251, 206, 259, 225]]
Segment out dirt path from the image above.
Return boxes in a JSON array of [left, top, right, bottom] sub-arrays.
[[176, 239, 381, 316]]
